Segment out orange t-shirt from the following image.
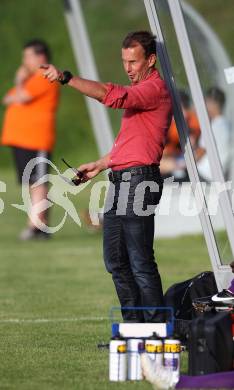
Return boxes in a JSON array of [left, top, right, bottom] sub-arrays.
[[164, 111, 200, 157], [1, 70, 60, 152]]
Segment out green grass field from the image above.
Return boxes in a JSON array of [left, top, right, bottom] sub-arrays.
[[0, 1, 232, 388], [0, 168, 212, 389]]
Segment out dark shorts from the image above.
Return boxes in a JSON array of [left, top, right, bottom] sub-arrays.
[[12, 146, 51, 185]]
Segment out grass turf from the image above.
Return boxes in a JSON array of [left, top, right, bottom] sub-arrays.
[[0, 169, 212, 389], [1, 0, 234, 169]]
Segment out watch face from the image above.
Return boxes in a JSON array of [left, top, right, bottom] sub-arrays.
[[62, 71, 73, 84]]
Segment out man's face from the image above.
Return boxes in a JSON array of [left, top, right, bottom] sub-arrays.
[[122, 43, 156, 84], [22, 47, 45, 73]]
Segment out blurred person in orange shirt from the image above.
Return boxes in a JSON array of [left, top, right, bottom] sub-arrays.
[[1, 39, 60, 240], [160, 90, 200, 180]]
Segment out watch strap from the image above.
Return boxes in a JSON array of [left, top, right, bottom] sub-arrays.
[[60, 70, 73, 85]]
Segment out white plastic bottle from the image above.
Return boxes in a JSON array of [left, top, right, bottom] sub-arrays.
[[145, 332, 163, 367], [109, 334, 127, 381], [127, 338, 144, 380], [163, 338, 181, 386]]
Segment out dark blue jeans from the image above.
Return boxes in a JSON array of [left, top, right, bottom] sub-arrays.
[[103, 168, 164, 322]]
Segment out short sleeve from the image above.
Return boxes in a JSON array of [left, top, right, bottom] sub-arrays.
[[24, 72, 52, 100], [102, 83, 128, 109], [102, 81, 160, 110]]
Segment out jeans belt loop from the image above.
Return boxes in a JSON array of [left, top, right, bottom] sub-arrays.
[[109, 165, 160, 181]]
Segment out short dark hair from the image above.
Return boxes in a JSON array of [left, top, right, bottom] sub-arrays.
[[23, 39, 51, 61], [206, 86, 226, 110], [122, 31, 157, 58]]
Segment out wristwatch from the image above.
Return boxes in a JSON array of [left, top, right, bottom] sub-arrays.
[[59, 70, 73, 85]]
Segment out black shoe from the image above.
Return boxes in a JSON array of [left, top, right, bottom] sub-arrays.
[[212, 289, 234, 303]]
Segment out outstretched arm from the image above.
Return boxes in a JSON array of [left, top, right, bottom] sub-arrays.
[[40, 64, 108, 102], [68, 77, 108, 102]]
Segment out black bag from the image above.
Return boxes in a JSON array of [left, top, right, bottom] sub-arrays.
[[164, 271, 217, 320], [188, 311, 233, 375]]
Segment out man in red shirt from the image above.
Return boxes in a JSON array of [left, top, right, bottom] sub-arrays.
[[42, 31, 172, 322]]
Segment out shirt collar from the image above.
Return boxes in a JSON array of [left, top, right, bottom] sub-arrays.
[[145, 68, 159, 81], [132, 68, 160, 86]]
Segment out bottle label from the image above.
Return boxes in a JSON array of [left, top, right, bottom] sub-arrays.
[[164, 343, 181, 353], [145, 343, 163, 353], [117, 344, 127, 353], [164, 357, 179, 370]]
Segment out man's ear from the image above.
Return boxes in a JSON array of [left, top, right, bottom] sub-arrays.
[[148, 54, 157, 67]]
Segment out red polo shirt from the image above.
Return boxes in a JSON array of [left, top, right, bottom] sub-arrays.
[[102, 69, 172, 171]]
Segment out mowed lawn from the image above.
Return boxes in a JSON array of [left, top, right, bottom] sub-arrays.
[[0, 169, 211, 390]]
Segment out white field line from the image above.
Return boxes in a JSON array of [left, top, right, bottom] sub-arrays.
[[0, 316, 109, 324]]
